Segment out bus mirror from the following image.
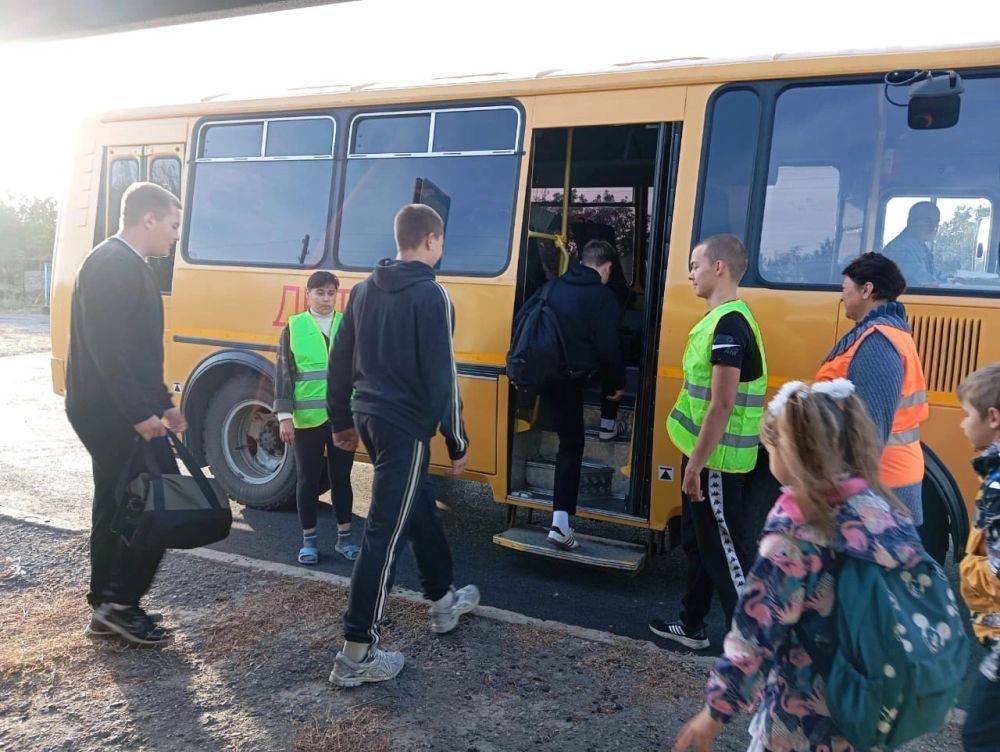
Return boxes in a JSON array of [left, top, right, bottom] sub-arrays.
[[908, 71, 963, 130]]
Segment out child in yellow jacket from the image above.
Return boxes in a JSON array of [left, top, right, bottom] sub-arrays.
[[956, 363, 1000, 752]]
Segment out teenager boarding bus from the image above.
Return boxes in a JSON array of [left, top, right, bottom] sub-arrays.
[[50, 44, 1000, 571]]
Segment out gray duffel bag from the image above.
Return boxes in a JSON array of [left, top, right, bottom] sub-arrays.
[[117, 429, 232, 550]]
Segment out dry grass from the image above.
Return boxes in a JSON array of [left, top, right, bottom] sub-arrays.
[[290, 703, 391, 752], [200, 580, 348, 660], [0, 585, 124, 695]]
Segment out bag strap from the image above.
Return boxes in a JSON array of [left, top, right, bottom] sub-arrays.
[[114, 436, 145, 507], [163, 430, 224, 510], [132, 430, 223, 511]]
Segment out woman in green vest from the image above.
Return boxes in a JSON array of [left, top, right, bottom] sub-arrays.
[[649, 234, 768, 651], [274, 271, 359, 564]]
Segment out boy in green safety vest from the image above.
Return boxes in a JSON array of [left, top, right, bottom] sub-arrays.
[[649, 234, 767, 651], [273, 271, 358, 565]]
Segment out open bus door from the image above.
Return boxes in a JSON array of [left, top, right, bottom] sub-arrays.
[[495, 121, 680, 571]]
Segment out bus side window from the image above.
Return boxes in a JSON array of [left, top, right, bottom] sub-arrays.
[[148, 155, 182, 293], [697, 88, 759, 245], [107, 157, 139, 237]]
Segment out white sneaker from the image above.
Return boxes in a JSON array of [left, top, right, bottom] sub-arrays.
[[599, 419, 629, 441], [429, 584, 480, 634], [547, 526, 580, 550], [328, 646, 405, 688]]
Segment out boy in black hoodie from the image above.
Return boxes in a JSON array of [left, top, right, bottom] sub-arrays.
[[326, 203, 480, 687], [529, 239, 625, 550]]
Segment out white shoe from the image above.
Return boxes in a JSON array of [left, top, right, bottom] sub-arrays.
[[329, 646, 405, 688], [429, 584, 480, 634], [599, 419, 629, 441], [547, 526, 580, 550]]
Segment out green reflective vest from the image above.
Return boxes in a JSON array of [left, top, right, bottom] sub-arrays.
[[289, 310, 342, 429], [666, 299, 767, 474]]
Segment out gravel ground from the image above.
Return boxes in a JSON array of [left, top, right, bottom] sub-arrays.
[[0, 516, 964, 752], [0, 312, 50, 357]]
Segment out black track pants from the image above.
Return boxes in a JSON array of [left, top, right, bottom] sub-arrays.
[[69, 415, 177, 608], [541, 378, 586, 515], [343, 413, 454, 646], [678, 457, 752, 631], [292, 423, 355, 529]]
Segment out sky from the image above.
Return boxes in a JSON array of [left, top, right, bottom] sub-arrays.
[[1, 0, 999, 201]]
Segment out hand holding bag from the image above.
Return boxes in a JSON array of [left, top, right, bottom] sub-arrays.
[[118, 429, 233, 550]]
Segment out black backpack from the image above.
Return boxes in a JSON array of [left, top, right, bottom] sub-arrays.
[[506, 280, 568, 392]]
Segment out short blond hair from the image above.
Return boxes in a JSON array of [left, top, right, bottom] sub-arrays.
[[958, 362, 1000, 418], [121, 182, 181, 227]]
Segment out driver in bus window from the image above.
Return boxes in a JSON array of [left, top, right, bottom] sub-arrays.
[[881, 201, 941, 287]]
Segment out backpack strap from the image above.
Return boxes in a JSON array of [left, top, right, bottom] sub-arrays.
[[539, 279, 570, 374]]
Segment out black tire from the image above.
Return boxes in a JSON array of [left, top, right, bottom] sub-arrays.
[[919, 445, 968, 567], [919, 489, 951, 566], [203, 373, 295, 510]]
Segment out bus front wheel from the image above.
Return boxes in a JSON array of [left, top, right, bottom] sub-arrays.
[[203, 373, 296, 510]]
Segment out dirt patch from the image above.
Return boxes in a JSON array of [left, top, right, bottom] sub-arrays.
[[0, 517, 965, 752], [0, 313, 50, 357], [290, 704, 391, 752]]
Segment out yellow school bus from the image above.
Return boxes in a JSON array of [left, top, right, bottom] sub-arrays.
[[51, 44, 1000, 569]]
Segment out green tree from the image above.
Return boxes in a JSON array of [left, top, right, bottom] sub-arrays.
[[934, 204, 990, 276], [0, 194, 57, 305]]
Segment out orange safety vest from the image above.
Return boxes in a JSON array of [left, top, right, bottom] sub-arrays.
[[815, 324, 929, 488]]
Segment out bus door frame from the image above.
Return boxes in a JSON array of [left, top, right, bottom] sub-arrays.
[[628, 122, 682, 518]]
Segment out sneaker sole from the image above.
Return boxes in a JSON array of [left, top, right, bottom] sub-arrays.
[[93, 614, 172, 646], [648, 624, 710, 650], [430, 592, 481, 635], [328, 663, 404, 688], [84, 625, 114, 638]]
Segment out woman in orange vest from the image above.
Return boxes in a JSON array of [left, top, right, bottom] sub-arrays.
[[815, 252, 929, 523]]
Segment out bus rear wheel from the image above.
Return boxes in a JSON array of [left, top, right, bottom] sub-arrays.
[[203, 373, 295, 510]]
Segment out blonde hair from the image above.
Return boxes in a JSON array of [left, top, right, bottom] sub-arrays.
[[761, 387, 906, 527], [957, 362, 1000, 419]]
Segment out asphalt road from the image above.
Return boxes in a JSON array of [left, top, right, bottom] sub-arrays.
[[1, 318, 722, 648], [2, 313, 984, 697]]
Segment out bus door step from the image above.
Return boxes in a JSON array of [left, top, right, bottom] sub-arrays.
[[492, 526, 647, 572]]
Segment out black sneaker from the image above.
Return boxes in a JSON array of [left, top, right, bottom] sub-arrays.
[[86, 609, 165, 637], [93, 605, 171, 646], [648, 619, 710, 650]]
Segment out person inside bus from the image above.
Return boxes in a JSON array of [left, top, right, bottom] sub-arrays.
[[571, 220, 633, 441], [534, 239, 626, 550], [881, 201, 941, 287], [649, 234, 767, 651], [815, 253, 928, 525], [274, 271, 359, 565]]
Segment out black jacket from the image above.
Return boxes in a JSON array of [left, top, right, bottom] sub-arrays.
[[65, 237, 174, 428], [527, 262, 625, 390], [327, 259, 468, 460]]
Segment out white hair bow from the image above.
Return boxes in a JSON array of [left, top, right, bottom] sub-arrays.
[[766, 378, 855, 417]]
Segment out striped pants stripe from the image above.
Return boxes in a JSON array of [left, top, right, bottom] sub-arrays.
[[678, 457, 753, 630], [343, 413, 454, 646]]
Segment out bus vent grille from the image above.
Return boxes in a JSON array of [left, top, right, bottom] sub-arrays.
[[908, 314, 981, 394]]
